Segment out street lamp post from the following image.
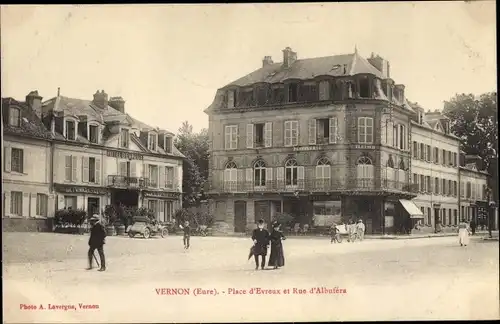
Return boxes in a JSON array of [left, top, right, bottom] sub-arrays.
[[486, 187, 494, 238]]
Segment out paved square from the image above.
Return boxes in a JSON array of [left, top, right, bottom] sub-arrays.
[[3, 233, 499, 322]]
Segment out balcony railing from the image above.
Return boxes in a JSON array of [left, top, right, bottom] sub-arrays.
[[209, 178, 419, 194], [107, 175, 149, 188]]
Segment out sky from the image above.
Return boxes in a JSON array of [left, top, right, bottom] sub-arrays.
[[1, 2, 496, 133]]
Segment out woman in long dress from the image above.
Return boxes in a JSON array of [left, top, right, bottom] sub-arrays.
[[268, 222, 286, 269], [458, 219, 470, 246]]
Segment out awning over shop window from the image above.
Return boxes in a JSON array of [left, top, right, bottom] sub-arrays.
[[399, 199, 424, 219]]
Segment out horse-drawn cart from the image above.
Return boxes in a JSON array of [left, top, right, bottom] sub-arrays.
[[127, 216, 168, 239]]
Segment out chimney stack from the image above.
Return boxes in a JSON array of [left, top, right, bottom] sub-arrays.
[[262, 56, 274, 67], [109, 96, 125, 113], [367, 53, 390, 78], [25, 90, 43, 119], [282, 47, 297, 68], [395, 84, 405, 103], [92, 90, 109, 109]]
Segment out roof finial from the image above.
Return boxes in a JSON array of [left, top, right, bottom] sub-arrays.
[[354, 44, 358, 54], [57, 87, 60, 96]]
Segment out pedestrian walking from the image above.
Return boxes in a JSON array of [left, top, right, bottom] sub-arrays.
[[86, 215, 106, 271], [347, 220, 356, 242], [251, 219, 270, 270], [179, 221, 191, 249], [330, 224, 340, 243], [356, 219, 366, 241], [458, 219, 471, 247], [268, 222, 286, 269], [470, 219, 476, 236]]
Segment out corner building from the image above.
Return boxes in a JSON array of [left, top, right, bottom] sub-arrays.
[[205, 47, 424, 235]]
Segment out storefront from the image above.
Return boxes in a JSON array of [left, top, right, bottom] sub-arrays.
[[54, 184, 109, 217], [142, 190, 181, 223]]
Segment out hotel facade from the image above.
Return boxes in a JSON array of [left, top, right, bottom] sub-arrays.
[[2, 90, 183, 231], [204, 47, 495, 234]]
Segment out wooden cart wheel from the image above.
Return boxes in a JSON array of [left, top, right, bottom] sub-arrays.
[[161, 228, 168, 238], [128, 232, 134, 238], [337, 234, 343, 243], [143, 228, 151, 239]]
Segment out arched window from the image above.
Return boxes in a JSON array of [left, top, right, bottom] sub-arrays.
[[254, 160, 267, 187], [224, 161, 238, 192], [356, 156, 374, 187], [285, 159, 299, 187], [316, 157, 331, 179], [385, 155, 396, 183], [398, 158, 407, 184]]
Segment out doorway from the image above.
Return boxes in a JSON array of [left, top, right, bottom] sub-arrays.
[[87, 197, 100, 218], [234, 201, 247, 233], [434, 208, 440, 232]]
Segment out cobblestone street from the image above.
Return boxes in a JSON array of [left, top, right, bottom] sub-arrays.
[[3, 233, 499, 322]]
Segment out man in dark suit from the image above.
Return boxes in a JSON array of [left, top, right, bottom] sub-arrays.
[[86, 216, 106, 271], [251, 219, 270, 270]]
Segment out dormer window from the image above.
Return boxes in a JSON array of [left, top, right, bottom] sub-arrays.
[[164, 136, 173, 154], [227, 89, 236, 108], [148, 133, 158, 151], [120, 128, 129, 148], [288, 83, 299, 102], [358, 77, 370, 98], [88, 124, 99, 144], [9, 107, 21, 127], [65, 119, 76, 140]]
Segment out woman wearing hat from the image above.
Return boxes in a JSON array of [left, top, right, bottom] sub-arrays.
[[268, 222, 286, 270], [458, 218, 471, 247]]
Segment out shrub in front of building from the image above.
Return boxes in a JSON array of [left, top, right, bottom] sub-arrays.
[[53, 209, 87, 234]]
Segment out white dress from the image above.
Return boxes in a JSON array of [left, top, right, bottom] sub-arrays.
[[458, 222, 470, 246]]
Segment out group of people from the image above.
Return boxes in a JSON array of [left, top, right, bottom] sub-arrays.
[[330, 219, 365, 243], [250, 219, 286, 270]]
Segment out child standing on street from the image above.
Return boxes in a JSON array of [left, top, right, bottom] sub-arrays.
[[179, 221, 191, 249], [330, 224, 340, 243]]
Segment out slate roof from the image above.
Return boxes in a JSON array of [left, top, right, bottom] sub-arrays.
[[41, 95, 184, 158], [225, 51, 384, 88], [1, 97, 53, 140]]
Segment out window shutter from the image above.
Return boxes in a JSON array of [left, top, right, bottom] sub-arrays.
[[22, 149, 27, 173], [4, 192, 11, 216], [297, 166, 305, 189], [294, 121, 300, 146], [143, 163, 147, 179], [235, 126, 239, 149], [246, 124, 254, 148], [30, 193, 37, 217], [120, 162, 127, 176], [95, 158, 101, 184], [82, 157, 89, 183], [130, 162, 137, 177], [319, 80, 329, 100], [325, 165, 331, 179], [172, 167, 178, 190], [284, 122, 291, 147], [71, 156, 78, 182], [22, 193, 29, 217], [276, 167, 285, 189], [245, 168, 253, 189], [224, 127, 230, 150], [4, 146, 11, 172], [266, 168, 273, 189], [308, 119, 316, 145], [159, 166, 165, 188], [264, 122, 272, 148], [329, 117, 338, 144], [224, 169, 230, 183]]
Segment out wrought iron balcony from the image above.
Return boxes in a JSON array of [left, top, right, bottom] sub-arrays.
[[208, 178, 418, 194], [107, 175, 150, 188]]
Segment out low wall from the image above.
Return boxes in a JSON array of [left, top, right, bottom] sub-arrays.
[[2, 217, 53, 232]]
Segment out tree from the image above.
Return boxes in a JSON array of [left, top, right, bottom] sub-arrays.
[[443, 92, 498, 202], [175, 121, 209, 207]]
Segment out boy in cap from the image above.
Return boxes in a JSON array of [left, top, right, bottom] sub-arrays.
[[87, 215, 106, 271]]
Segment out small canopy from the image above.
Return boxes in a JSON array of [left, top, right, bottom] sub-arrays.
[[399, 199, 424, 219]]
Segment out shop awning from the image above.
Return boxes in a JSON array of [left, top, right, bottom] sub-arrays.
[[399, 199, 424, 219]]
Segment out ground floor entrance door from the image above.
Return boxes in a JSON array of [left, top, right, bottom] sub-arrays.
[[234, 201, 247, 233], [434, 208, 440, 232], [87, 197, 100, 218]]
